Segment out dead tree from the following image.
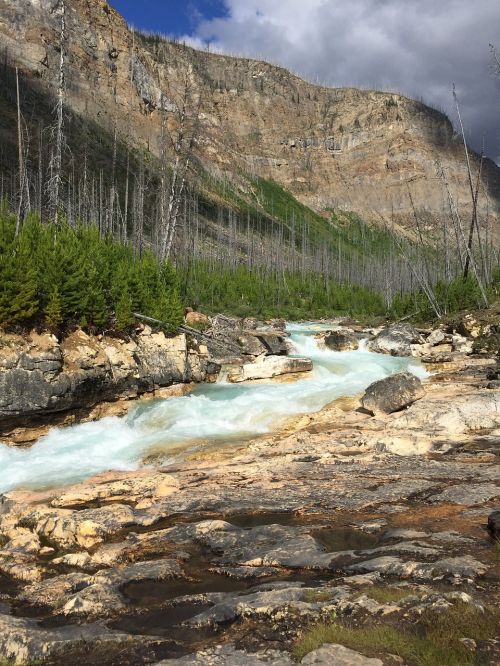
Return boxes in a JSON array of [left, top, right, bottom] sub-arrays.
[[452, 85, 488, 308], [158, 65, 201, 262], [15, 67, 26, 234], [490, 43, 500, 75], [47, 0, 66, 225]]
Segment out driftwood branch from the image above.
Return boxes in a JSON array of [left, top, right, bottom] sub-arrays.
[[133, 313, 241, 353]]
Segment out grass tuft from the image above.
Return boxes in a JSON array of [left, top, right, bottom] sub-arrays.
[[353, 585, 413, 604], [301, 589, 334, 603], [293, 601, 500, 665]]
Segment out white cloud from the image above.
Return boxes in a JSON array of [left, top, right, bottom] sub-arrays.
[[187, 0, 500, 160]]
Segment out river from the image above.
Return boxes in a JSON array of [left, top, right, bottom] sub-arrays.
[[0, 323, 426, 494]]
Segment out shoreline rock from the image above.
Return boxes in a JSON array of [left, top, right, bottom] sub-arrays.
[[0, 327, 217, 442], [361, 372, 425, 415], [227, 356, 313, 383]]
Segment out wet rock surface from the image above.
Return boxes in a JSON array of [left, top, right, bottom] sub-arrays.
[[227, 356, 312, 383], [323, 331, 359, 352], [0, 324, 498, 664]]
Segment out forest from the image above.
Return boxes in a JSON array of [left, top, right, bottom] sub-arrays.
[[0, 20, 498, 334]]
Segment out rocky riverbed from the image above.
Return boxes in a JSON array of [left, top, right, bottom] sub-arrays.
[[0, 316, 499, 665], [0, 317, 306, 445]]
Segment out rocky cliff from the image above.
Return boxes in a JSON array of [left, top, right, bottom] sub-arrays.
[[2, 0, 499, 235], [0, 327, 215, 439]]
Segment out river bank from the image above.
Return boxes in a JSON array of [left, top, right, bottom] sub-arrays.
[[0, 317, 302, 446], [0, 317, 499, 665]]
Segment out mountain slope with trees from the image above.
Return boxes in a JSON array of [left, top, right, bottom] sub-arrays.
[[0, 0, 498, 326]]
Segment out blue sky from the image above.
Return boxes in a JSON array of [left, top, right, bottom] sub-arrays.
[[110, 0, 228, 38]]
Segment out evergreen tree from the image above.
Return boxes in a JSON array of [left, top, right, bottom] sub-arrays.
[[115, 287, 134, 331], [45, 286, 63, 330]]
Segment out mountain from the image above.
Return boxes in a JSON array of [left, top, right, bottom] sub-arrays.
[[0, 0, 498, 321], [3, 0, 499, 231]]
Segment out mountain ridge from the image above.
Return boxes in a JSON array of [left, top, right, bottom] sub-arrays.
[[2, 0, 499, 240]]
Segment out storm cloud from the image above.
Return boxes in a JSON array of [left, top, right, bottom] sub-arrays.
[[185, 0, 500, 162]]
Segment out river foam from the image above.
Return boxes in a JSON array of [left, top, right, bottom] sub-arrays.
[[0, 323, 426, 493]]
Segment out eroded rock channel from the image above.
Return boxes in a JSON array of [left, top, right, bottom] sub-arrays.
[[0, 319, 499, 665]]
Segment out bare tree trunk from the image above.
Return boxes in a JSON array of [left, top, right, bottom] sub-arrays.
[[15, 66, 24, 235], [157, 66, 201, 262], [123, 149, 129, 243], [48, 0, 66, 225], [108, 123, 117, 235], [452, 86, 487, 305]]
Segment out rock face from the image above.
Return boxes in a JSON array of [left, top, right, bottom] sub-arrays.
[[368, 324, 421, 356], [1, 0, 498, 234], [0, 327, 213, 436], [227, 356, 312, 382], [362, 372, 425, 415], [323, 332, 359, 352]]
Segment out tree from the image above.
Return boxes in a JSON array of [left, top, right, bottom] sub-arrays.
[[47, 0, 67, 224], [490, 43, 500, 76], [45, 286, 63, 330], [157, 65, 201, 262], [115, 288, 134, 331], [0, 217, 38, 325]]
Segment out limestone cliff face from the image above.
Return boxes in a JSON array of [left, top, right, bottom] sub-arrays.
[[0, 327, 213, 436], [2, 0, 499, 232]]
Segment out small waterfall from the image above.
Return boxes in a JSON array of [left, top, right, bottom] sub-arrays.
[[357, 338, 369, 352], [216, 365, 231, 384]]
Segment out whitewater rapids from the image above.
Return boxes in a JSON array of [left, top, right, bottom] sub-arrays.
[[0, 323, 426, 493]]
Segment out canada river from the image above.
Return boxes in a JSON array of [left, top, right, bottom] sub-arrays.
[[0, 323, 426, 493]]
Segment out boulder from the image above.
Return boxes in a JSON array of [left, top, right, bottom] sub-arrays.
[[368, 324, 421, 357], [427, 329, 446, 346], [237, 334, 268, 357], [323, 331, 359, 352], [487, 511, 500, 539], [456, 315, 490, 339], [184, 311, 210, 328], [254, 332, 288, 356], [361, 372, 425, 415], [227, 356, 312, 383]]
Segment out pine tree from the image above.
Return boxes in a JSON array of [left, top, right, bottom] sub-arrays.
[[81, 263, 108, 328], [45, 286, 63, 330], [0, 218, 39, 325], [115, 287, 134, 331]]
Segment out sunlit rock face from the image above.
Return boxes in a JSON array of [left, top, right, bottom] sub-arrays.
[[2, 0, 499, 235], [0, 329, 211, 435]]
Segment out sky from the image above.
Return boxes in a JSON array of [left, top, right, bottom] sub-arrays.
[[110, 0, 500, 162]]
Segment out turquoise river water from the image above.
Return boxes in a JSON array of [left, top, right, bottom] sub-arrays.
[[0, 323, 426, 493]]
